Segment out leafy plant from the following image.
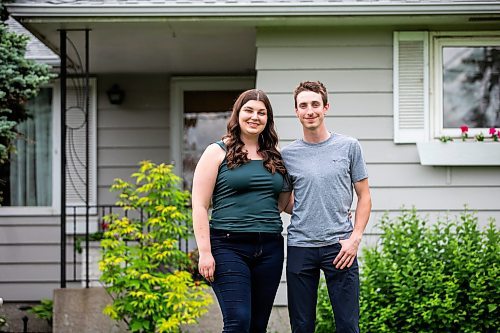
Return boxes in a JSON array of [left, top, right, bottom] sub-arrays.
[[74, 220, 109, 253], [439, 135, 453, 143], [28, 299, 53, 327], [0, 297, 7, 331], [475, 132, 485, 142], [359, 209, 499, 333], [99, 161, 212, 333], [315, 278, 336, 333]]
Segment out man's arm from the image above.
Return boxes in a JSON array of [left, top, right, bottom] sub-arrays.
[[333, 178, 372, 269]]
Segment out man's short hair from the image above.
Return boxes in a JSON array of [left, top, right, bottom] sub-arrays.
[[293, 81, 328, 108]]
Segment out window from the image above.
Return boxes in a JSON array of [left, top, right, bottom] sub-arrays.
[[0, 79, 97, 215], [434, 36, 500, 137], [394, 31, 500, 143], [0, 88, 54, 207]]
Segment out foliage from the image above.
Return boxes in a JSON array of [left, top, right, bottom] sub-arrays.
[[74, 219, 109, 253], [28, 299, 53, 327], [315, 278, 336, 333], [99, 161, 212, 333], [0, 19, 54, 165], [0, 297, 7, 331], [359, 209, 499, 333], [439, 135, 453, 143], [439, 126, 499, 143], [0, 1, 11, 22]]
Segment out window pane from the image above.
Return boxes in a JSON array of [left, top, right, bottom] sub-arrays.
[[182, 91, 240, 191], [2, 88, 53, 206], [442, 46, 500, 128]]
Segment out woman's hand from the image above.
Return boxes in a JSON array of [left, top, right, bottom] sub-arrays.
[[198, 251, 215, 283]]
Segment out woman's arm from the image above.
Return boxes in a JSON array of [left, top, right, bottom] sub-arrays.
[[278, 191, 293, 214], [191, 143, 225, 282]]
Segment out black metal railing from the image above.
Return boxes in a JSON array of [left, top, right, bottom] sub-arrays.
[[63, 205, 191, 288]]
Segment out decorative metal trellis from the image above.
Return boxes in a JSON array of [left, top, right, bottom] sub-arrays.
[[59, 29, 92, 288]]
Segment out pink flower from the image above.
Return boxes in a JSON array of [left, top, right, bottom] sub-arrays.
[[491, 129, 500, 142], [460, 125, 469, 141]]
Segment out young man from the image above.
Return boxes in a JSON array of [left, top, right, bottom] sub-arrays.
[[281, 81, 372, 333]]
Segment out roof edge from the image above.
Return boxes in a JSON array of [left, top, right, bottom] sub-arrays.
[[7, 3, 500, 18]]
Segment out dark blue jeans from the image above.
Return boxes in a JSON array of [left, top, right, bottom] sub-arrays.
[[210, 229, 284, 333], [287, 243, 360, 333]]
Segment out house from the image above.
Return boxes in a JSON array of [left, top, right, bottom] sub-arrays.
[[2, 0, 500, 308]]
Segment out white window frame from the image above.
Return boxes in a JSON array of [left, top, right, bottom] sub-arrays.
[[0, 83, 61, 216], [0, 79, 98, 216], [169, 76, 255, 177], [431, 31, 500, 139]]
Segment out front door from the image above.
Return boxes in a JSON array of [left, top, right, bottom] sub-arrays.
[[169, 76, 255, 190]]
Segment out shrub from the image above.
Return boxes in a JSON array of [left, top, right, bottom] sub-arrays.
[[0, 297, 7, 331], [99, 161, 212, 333], [28, 299, 53, 327], [315, 278, 336, 333], [360, 209, 499, 333]]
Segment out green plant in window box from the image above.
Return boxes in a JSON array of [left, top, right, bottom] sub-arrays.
[[99, 161, 212, 333], [439, 135, 453, 143], [439, 126, 499, 143], [475, 132, 485, 142], [490, 128, 499, 142]]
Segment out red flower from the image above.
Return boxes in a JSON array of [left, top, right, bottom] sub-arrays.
[[460, 125, 469, 133], [489, 127, 497, 135]]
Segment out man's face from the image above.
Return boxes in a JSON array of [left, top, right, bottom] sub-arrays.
[[295, 90, 329, 130]]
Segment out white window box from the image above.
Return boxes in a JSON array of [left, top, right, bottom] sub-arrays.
[[417, 142, 500, 166]]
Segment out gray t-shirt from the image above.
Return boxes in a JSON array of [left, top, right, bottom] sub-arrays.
[[281, 133, 368, 247]]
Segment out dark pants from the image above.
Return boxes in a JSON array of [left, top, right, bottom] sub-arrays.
[[210, 229, 284, 333], [287, 243, 360, 333]]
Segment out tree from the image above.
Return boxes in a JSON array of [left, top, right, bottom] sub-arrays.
[[0, 4, 54, 164]]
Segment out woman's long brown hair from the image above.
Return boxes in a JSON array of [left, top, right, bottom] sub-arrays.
[[222, 89, 287, 175]]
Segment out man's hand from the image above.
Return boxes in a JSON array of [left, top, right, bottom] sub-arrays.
[[333, 236, 361, 269]]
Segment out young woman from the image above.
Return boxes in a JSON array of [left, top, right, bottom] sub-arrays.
[[191, 89, 291, 333]]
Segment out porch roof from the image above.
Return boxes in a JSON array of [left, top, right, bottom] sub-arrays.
[[8, 0, 500, 17], [6, 0, 500, 75]]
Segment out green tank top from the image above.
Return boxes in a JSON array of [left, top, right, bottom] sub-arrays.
[[210, 141, 286, 233]]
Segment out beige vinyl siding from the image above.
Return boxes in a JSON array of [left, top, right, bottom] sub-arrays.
[[256, 26, 500, 305], [97, 75, 170, 204], [0, 217, 84, 300]]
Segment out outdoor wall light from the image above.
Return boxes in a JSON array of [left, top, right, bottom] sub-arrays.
[[107, 84, 125, 105]]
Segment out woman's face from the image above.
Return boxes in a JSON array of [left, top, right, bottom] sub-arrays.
[[238, 99, 268, 137]]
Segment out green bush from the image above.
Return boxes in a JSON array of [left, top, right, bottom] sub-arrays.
[[315, 278, 336, 333], [28, 299, 53, 327], [360, 209, 499, 333], [99, 161, 212, 333]]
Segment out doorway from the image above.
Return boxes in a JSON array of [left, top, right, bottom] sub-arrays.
[[169, 77, 255, 189]]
